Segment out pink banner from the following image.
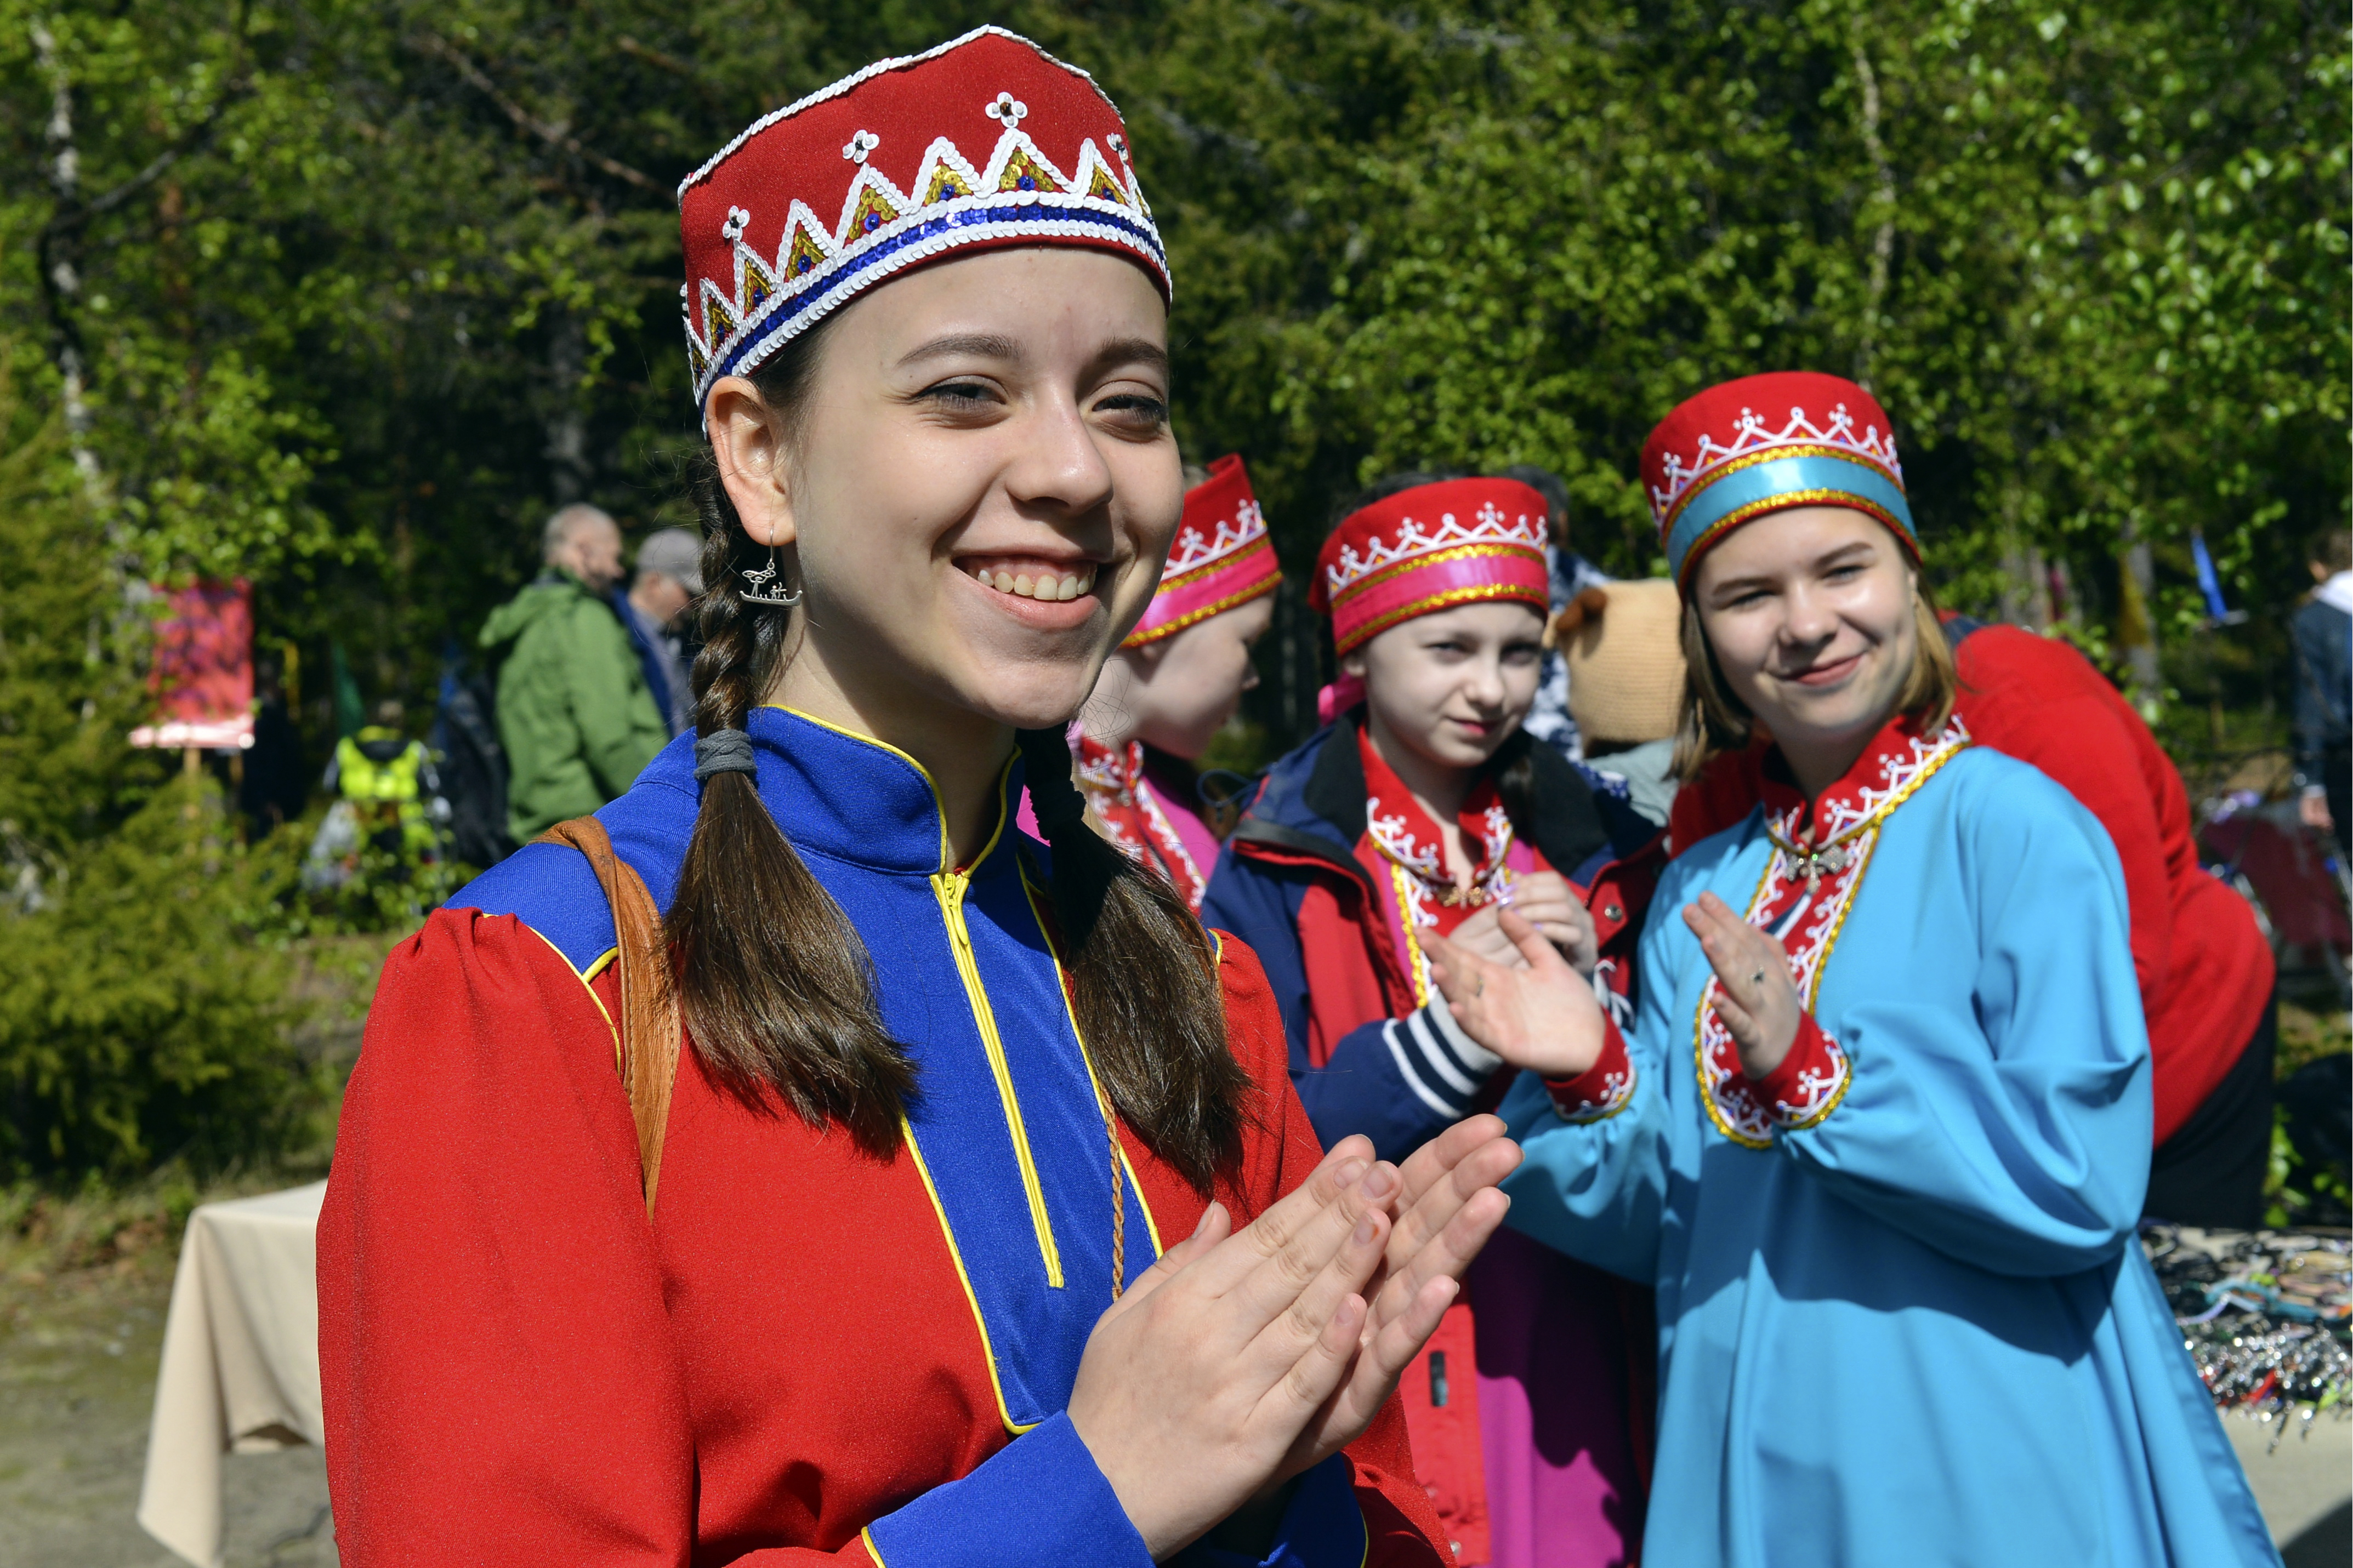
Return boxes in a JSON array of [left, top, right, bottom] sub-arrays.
[[131, 580, 255, 750]]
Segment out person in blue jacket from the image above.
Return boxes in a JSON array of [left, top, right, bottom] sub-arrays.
[[1423, 372, 2278, 1567]]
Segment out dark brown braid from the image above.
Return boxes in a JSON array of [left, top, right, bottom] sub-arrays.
[[1015, 727, 1246, 1189], [663, 320, 913, 1158]]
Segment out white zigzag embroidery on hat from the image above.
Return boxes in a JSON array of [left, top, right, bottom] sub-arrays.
[[683, 125, 1147, 390], [1650, 403, 1906, 526], [1322, 501, 1548, 596], [1165, 500, 1268, 576]]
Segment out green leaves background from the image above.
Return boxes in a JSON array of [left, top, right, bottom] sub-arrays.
[[5, 0, 2343, 700], [0, 0, 2341, 1179]]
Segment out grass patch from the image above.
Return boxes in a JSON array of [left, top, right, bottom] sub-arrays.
[[1, 931, 383, 1287]]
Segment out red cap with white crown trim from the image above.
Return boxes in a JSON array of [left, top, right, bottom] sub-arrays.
[[678, 27, 1167, 421]]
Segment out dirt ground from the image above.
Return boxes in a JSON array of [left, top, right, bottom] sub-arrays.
[[0, 939, 369, 1567], [0, 1257, 334, 1567]]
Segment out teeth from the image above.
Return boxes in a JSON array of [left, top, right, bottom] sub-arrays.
[[970, 564, 1095, 601]]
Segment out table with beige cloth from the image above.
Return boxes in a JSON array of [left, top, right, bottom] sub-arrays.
[[137, 1181, 328, 1568]]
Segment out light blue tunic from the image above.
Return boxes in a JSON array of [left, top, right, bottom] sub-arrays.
[[1499, 745, 2280, 1566]]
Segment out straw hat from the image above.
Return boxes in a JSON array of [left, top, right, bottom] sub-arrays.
[[1556, 580, 1686, 746]]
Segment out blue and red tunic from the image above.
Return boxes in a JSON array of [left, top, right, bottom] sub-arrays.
[[317, 706, 1450, 1567], [1200, 716, 1661, 1568]]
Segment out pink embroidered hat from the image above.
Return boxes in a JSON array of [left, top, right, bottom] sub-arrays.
[[1310, 478, 1550, 658], [1122, 455, 1283, 648], [677, 27, 1167, 419], [1642, 370, 1916, 595]]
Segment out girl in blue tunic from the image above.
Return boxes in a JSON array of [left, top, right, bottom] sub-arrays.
[[1417, 372, 2278, 1567]]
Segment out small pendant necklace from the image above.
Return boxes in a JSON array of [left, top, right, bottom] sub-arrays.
[[1770, 823, 1856, 895]]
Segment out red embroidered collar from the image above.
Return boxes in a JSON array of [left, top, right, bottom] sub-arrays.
[[1072, 731, 1208, 912], [1356, 728, 1515, 908]]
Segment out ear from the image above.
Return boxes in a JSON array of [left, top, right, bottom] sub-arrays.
[[707, 377, 798, 549], [1340, 648, 1368, 681]]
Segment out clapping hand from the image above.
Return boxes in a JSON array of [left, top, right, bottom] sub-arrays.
[[1446, 874, 1598, 975], [1066, 1120, 1517, 1560], [1424, 907, 1609, 1080], [1681, 891, 1801, 1078], [1274, 1114, 1519, 1476]]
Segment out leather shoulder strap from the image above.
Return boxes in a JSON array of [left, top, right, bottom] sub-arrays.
[[535, 817, 681, 1217]]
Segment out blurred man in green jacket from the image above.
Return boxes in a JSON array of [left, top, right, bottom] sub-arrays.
[[480, 504, 670, 841]]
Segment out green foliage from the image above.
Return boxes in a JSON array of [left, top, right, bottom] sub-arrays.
[[0, 0, 2339, 1182], [3, 0, 2338, 738], [2264, 1107, 2351, 1231], [0, 780, 319, 1179], [0, 361, 321, 1182]]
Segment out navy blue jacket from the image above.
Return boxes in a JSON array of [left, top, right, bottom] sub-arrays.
[[2292, 594, 2351, 785], [1200, 719, 1657, 1164]]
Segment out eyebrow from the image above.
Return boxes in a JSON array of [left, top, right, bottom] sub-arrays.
[[1083, 337, 1170, 381], [897, 332, 1026, 368]]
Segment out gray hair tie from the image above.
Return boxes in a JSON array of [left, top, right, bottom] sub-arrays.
[[693, 727, 758, 782]]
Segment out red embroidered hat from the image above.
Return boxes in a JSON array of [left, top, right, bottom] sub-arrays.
[[1310, 478, 1550, 657], [678, 27, 1167, 419], [1122, 455, 1283, 648], [1641, 370, 1916, 594]]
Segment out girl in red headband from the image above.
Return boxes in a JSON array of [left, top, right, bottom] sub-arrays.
[[1039, 454, 1283, 913], [318, 31, 1511, 1567], [1201, 474, 1665, 1568], [1426, 373, 2276, 1566]]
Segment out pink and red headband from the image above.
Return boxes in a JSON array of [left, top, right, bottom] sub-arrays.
[[1311, 478, 1550, 657], [1124, 455, 1282, 648]]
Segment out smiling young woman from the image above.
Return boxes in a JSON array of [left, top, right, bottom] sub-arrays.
[[1418, 372, 2278, 1567], [315, 31, 1516, 1567]]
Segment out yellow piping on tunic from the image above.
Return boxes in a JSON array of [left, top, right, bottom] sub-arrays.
[[934, 867, 1065, 1288], [1389, 863, 1433, 1007], [523, 926, 622, 1074], [760, 702, 1001, 874], [897, 1112, 1031, 1434]]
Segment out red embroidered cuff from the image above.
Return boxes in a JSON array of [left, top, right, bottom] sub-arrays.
[[1746, 1012, 1850, 1132], [1544, 1018, 1638, 1124]]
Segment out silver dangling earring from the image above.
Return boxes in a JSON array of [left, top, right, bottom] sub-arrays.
[[740, 541, 802, 607]]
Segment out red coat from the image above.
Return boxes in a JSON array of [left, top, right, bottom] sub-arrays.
[[1670, 623, 2274, 1145], [319, 708, 1449, 1567]]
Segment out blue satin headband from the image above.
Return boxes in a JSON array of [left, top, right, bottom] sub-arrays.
[[1664, 451, 1917, 591]]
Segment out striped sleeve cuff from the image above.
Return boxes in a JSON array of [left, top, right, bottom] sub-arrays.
[[1382, 1002, 1503, 1122]]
